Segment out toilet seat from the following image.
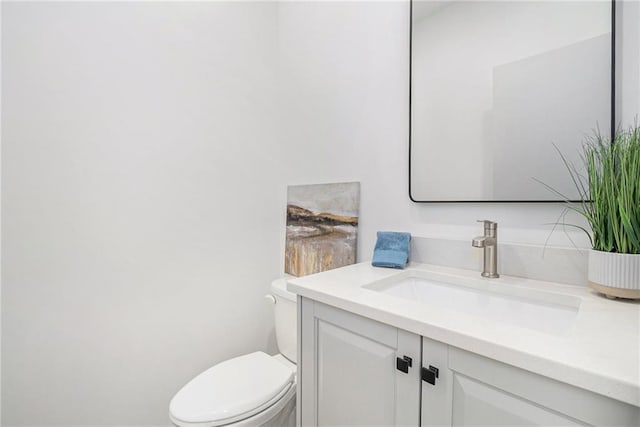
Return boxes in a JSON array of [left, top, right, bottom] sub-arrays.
[[170, 352, 295, 427]]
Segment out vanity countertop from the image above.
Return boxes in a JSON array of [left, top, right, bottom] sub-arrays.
[[287, 262, 640, 407]]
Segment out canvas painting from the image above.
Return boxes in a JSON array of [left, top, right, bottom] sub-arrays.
[[285, 182, 360, 277]]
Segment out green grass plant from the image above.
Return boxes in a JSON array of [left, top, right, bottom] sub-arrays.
[[547, 124, 640, 254]]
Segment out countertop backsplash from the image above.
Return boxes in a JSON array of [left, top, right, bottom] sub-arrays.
[[411, 237, 588, 287]]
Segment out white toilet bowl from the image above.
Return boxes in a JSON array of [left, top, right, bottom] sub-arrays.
[[169, 278, 297, 427]]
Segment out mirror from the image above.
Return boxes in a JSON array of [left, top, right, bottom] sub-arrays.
[[410, 0, 613, 202]]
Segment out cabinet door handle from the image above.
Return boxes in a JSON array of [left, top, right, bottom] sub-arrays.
[[396, 356, 413, 373], [421, 365, 439, 385]]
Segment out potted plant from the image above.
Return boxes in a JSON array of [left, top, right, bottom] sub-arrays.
[[549, 125, 640, 299]]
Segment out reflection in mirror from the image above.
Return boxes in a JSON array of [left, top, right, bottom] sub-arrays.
[[410, 0, 612, 202]]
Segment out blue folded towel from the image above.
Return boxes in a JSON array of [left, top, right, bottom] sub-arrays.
[[372, 231, 411, 269]]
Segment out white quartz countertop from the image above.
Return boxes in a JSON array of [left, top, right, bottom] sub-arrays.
[[287, 262, 640, 407]]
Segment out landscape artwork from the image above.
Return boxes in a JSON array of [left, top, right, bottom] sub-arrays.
[[285, 182, 360, 277]]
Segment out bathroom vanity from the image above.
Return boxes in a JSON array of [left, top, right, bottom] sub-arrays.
[[288, 263, 640, 426]]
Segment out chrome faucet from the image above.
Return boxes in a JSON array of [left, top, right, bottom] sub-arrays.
[[472, 220, 499, 278]]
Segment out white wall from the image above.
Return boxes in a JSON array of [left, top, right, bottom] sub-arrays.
[[2, 2, 283, 425], [0, 2, 3, 423]]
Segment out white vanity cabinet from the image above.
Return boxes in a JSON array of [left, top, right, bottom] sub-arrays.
[[299, 297, 640, 427], [298, 297, 421, 426]]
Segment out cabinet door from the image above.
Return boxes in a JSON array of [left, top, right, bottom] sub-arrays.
[[421, 337, 453, 426], [449, 348, 640, 427], [451, 374, 583, 426], [299, 298, 421, 426]]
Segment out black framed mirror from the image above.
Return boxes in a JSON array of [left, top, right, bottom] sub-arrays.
[[409, 0, 615, 203]]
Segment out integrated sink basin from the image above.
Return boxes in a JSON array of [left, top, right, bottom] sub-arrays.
[[364, 271, 581, 336]]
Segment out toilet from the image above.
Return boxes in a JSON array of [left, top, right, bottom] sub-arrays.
[[169, 278, 297, 427]]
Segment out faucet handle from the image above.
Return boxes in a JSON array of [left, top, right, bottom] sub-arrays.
[[476, 220, 497, 230]]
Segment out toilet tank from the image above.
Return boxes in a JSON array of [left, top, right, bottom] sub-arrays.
[[270, 277, 297, 363]]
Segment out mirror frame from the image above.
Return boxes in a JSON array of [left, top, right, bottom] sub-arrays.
[[408, 0, 617, 203]]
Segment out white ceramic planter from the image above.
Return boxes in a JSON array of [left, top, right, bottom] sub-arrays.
[[588, 250, 640, 299]]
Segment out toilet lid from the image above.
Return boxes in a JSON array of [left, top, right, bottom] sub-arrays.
[[169, 352, 295, 425]]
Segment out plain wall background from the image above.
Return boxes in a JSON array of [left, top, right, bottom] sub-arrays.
[[2, 2, 284, 425], [2, 1, 640, 426]]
